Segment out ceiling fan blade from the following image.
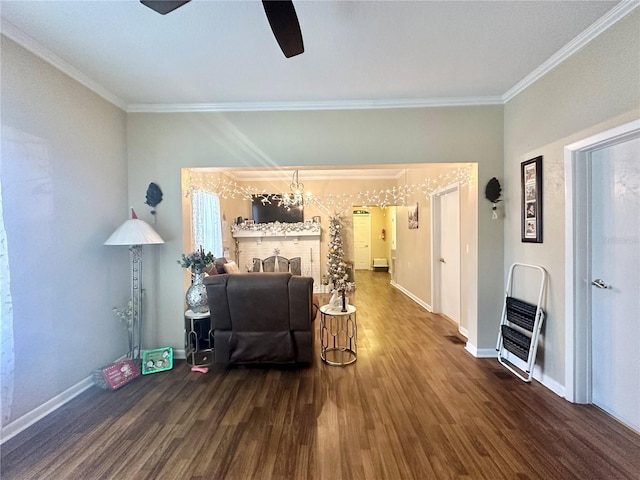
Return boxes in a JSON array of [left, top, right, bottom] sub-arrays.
[[140, 1, 191, 15], [262, 1, 304, 58]]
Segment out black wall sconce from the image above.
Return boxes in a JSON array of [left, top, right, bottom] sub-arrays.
[[485, 177, 502, 219]]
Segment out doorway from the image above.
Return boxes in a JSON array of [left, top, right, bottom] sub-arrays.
[[353, 212, 371, 270], [431, 185, 461, 329], [565, 119, 640, 433]]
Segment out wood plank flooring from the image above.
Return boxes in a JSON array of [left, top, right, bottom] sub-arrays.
[[2, 271, 639, 479]]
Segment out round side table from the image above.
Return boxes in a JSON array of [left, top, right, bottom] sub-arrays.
[[319, 304, 357, 366], [184, 309, 213, 367]]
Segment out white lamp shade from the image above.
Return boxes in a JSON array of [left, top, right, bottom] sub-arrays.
[[104, 218, 165, 246]]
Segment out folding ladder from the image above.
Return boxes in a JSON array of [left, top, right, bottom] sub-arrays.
[[496, 263, 547, 382]]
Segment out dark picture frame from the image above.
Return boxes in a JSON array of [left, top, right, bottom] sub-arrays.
[[521, 156, 543, 243]]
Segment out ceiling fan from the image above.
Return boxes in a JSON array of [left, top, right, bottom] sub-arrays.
[[139, 1, 304, 58]]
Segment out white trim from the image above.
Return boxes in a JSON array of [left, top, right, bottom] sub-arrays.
[[458, 326, 469, 338], [1, 375, 94, 444], [0, 354, 147, 444], [503, 1, 640, 102], [3, 1, 636, 114], [471, 347, 565, 396], [564, 119, 640, 403], [464, 343, 497, 358], [0, 19, 128, 111], [173, 349, 186, 360], [390, 281, 432, 312], [126, 97, 503, 113], [500, 351, 566, 397], [430, 183, 461, 321], [539, 374, 566, 399]]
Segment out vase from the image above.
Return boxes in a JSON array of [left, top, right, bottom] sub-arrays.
[[185, 266, 209, 314]]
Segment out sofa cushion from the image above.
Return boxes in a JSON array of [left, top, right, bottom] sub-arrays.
[[226, 273, 291, 331], [229, 331, 294, 363]]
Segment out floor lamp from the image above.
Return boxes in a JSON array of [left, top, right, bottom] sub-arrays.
[[104, 209, 164, 365]]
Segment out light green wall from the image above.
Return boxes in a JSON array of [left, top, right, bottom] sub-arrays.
[[5, 7, 635, 426], [503, 10, 640, 387], [127, 106, 504, 356], [1, 36, 129, 425]]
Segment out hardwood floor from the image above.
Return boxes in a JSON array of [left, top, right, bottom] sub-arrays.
[[2, 271, 639, 479]]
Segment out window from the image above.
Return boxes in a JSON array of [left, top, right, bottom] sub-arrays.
[[191, 190, 223, 257]]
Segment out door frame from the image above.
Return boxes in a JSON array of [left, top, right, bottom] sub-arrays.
[[564, 119, 640, 403], [353, 211, 372, 270], [431, 182, 461, 330]]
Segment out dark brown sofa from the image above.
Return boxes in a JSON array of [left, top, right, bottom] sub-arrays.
[[204, 272, 317, 366]]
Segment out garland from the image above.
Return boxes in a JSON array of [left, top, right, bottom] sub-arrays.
[[231, 221, 320, 235]]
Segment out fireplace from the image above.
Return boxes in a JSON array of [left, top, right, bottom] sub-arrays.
[[232, 225, 322, 292]]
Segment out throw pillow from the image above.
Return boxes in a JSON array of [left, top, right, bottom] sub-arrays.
[[223, 261, 240, 274], [214, 257, 228, 274]]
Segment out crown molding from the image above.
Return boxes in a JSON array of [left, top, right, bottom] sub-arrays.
[[502, 0, 640, 103], [126, 96, 504, 113], [4, 1, 636, 113], [0, 19, 128, 111]]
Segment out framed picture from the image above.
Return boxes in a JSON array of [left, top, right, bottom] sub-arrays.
[[408, 202, 419, 229], [312, 215, 321, 223], [521, 156, 543, 243]]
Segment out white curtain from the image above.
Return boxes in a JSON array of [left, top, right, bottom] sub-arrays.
[[191, 190, 223, 257], [0, 157, 15, 427]]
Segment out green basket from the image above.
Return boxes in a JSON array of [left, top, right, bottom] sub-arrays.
[[142, 347, 173, 375]]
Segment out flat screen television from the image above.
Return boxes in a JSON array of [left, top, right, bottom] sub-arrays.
[[251, 195, 304, 223]]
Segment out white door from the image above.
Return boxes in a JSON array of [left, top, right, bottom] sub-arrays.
[[390, 207, 397, 250], [590, 136, 640, 433], [439, 189, 461, 325], [353, 213, 371, 270]]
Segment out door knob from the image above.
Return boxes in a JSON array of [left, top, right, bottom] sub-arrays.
[[440, 258, 446, 263], [591, 278, 611, 289]]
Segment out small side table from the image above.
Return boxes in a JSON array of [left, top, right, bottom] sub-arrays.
[[184, 309, 213, 367], [320, 304, 357, 366]]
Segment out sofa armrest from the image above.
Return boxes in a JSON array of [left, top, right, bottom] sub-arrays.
[[288, 276, 314, 331], [312, 294, 320, 321], [204, 274, 232, 331]]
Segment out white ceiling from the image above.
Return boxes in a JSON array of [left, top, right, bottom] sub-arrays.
[[0, 0, 629, 112]]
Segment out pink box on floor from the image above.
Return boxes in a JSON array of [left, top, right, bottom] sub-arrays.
[[93, 359, 140, 390]]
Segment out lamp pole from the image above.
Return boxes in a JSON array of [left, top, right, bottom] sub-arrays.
[[105, 209, 164, 366], [130, 244, 142, 362]]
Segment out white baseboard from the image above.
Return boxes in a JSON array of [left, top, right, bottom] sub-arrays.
[[390, 281, 432, 312], [1, 375, 94, 445], [0, 354, 141, 445], [465, 343, 498, 358], [500, 351, 565, 397], [458, 326, 469, 338], [1, 350, 193, 445], [173, 349, 186, 360]]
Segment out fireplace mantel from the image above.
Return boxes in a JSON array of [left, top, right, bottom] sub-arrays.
[[231, 221, 320, 239], [232, 230, 320, 239], [231, 223, 322, 291]]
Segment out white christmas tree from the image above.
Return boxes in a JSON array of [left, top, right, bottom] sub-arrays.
[[326, 215, 348, 291]]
